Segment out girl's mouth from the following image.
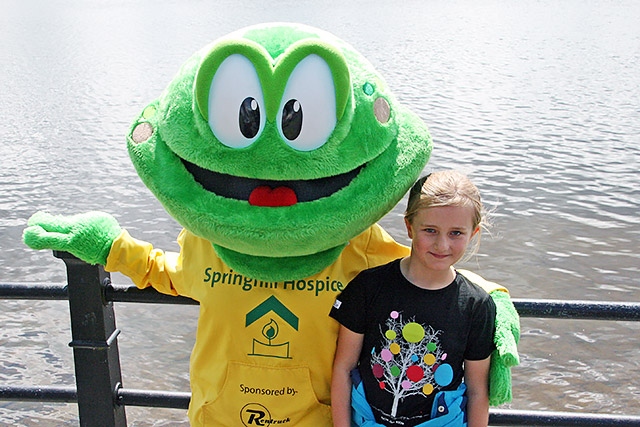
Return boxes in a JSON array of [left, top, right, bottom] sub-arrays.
[[429, 252, 449, 259]]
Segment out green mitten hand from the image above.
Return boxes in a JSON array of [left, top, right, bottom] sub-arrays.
[[23, 211, 122, 265], [488, 289, 520, 406]]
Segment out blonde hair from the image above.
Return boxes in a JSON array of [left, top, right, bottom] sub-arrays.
[[404, 170, 486, 257]]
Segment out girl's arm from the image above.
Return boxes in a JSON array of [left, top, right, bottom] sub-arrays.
[[331, 325, 364, 427], [464, 356, 491, 427]]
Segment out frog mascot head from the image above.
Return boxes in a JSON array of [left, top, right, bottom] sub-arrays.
[[128, 23, 431, 281], [24, 23, 518, 426]]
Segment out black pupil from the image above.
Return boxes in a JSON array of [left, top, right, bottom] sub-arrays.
[[239, 97, 260, 139], [282, 99, 303, 140]]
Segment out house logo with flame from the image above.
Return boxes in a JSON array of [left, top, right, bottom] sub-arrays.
[[245, 296, 299, 359]]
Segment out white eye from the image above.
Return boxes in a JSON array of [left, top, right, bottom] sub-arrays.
[[208, 54, 265, 148], [277, 54, 336, 151]]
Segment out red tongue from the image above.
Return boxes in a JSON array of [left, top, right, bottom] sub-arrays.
[[249, 186, 298, 207]]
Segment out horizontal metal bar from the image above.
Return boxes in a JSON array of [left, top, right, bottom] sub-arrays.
[[490, 408, 640, 426], [3, 283, 640, 321], [105, 284, 198, 305], [104, 286, 640, 321], [117, 388, 190, 409], [513, 298, 640, 321], [0, 385, 77, 403], [3, 385, 640, 425], [0, 282, 68, 300], [0, 385, 189, 409]]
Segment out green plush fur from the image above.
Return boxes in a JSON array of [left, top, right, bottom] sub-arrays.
[[24, 211, 122, 265], [488, 290, 520, 406], [126, 23, 432, 280]]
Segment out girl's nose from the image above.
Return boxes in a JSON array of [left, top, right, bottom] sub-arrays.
[[434, 235, 447, 250]]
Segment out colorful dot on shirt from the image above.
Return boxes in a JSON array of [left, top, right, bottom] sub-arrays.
[[390, 311, 399, 319], [372, 363, 384, 378], [434, 363, 454, 386], [423, 353, 436, 365], [402, 322, 425, 343], [381, 348, 393, 362], [406, 365, 424, 382], [385, 330, 397, 340], [422, 384, 434, 395], [401, 380, 412, 390], [389, 343, 401, 355], [390, 365, 401, 377]]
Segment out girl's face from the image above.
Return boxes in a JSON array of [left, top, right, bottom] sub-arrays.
[[405, 205, 479, 272]]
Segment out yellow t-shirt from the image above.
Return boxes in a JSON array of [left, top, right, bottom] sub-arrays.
[[106, 223, 409, 427]]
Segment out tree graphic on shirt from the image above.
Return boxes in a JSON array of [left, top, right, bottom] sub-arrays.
[[370, 311, 454, 418]]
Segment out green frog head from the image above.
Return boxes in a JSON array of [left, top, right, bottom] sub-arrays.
[[127, 23, 432, 281]]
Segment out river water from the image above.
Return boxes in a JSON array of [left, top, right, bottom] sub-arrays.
[[1, 0, 639, 425]]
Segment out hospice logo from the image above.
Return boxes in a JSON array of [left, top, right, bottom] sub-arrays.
[[240, 403, 291, 426], [246, 296, 297, 359]]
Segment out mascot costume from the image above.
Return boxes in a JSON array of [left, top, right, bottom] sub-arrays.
[[24, 23, 519, 426]]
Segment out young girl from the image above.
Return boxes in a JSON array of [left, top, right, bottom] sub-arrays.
[[330, 170, 496, 427]]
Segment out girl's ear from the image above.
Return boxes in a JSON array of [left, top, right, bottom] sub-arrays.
[[404, 217, 413, 239]]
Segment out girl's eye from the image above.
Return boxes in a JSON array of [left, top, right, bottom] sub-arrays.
[[424, 228, 436, 234], [450, 230, 463, 237]]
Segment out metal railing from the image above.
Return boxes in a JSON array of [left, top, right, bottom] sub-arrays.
[[1, 251, 640, 426]]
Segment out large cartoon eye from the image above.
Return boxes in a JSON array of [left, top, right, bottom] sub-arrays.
[[277, 54, 336, 151], [208, 54, 265, 148]]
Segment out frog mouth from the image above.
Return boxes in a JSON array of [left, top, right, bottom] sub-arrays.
[[181, 158, 363, 207]]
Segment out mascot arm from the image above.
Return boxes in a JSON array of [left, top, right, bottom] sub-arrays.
[[105, 229, 185, 297], [458, 269, 520, 406], [23, 211, 185, 297], [23, 211, 122, 265]]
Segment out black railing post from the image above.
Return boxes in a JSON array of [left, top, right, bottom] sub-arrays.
[[55, 251, 127, 427]]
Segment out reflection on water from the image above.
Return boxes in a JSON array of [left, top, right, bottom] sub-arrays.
[[1, 0, 639, 424]]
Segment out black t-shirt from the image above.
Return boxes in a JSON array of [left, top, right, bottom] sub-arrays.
[[330, 259, 496, 426]]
